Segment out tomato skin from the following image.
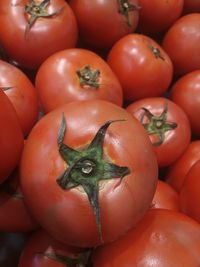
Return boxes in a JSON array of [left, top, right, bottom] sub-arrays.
[[162, 13, 200, 77], [183, 0, 200, 14], [126, 97, 191, 167], [69, 0, 139, 50], [0, 60, 39, 136], [19, 230, 85, 267], [137, 0, 184, 36], [170, 70, 200, 137], [20, 100, 158, 247], [0, 90, 23, 183], [180, 160, 200, 223], [0, 0, 78, 70], [107, 34, 173, 103], [166, 140, 200, 192], [35, 48, 123, 113], [151, 180, 180, 211], [92, 209, 200, 267]]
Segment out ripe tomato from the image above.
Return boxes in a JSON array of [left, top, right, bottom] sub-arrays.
[[69, 0, 139, 50], [166, 140, 200, 192], [0, 90, 23, 183], [19, 230, 89, 267], [137, 0, 184, 36], [0, 169, 38, 232], [170, 70, 200, 137], [0, 59, 39, 136], [92, 209, 200, 267], [162, 13, 200, 76], [183, 0, 200, 14], [20, 100, 158, 247], [126, 97, 191, 167], [180, 160, 200, 223], [0, 0, 78, 70], [107, 34, 173, 103], [151, 180, 180, 211], [35, 48, 123, 113]]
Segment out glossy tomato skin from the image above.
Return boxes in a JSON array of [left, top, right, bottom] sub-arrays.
[[137, 0, 184, 36], [0, 90, 23, 183], [20, 100, 158, 247], [0, 169, 38, 232], [35, 48, 123, 113], [69, 0, 139, 50], [0, 60, 39, 136], [19, 230, 86, 267], [0, 0, 78, 70], [162, 13, 200, 77], [92, 209, 200, 267], [107, 34, 173, 103], [151, 180, 180, 211], [180, 160, 200, 223], [166, 140, 200, 192], [170, 70, 200, 137], [126, 97, 191, 167]]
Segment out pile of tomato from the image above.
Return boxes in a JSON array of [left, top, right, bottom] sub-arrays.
[[0, 0, 200, 266]]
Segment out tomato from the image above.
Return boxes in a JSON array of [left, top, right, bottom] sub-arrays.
[[107, 34, 173, 103], [35, 48, 123, 113], [0, 168, 38, 232], [69, 0, 139, 51], [151, 180, 180, 211], [166, 140, 200, 192], [126, 97, 191, 167], [170, 70, 200, 137], [183, 0, 200, 14], [180, 160, 200, 223], [19, 230, 90, 267], [0, 90, 23, 183], [20, 100, 158, 247], [0, 0, 78, 70], [162, 13, 200, 77], [0, 59, 39, 136], [92, 209, 200, 267], [137, 0, 184, 36]]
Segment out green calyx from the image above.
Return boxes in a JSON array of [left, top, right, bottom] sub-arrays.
[[42, 250, 92, 267], [118, 0, 140, 27], [140, 102, 177, 146], [150, 45, 165, 60], [57, 114, 130, 242], [76, 65, 100, 89], [24, 0, 64, 34]]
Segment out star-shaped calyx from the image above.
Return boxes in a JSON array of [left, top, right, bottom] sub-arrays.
[[118, 0, 140, 27], [24, 0, 64, 35], [56, 114, 130, 242], [140, 102, 177, 146]]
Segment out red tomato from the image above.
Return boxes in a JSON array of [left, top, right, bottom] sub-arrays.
[[180, 160, 200, 223], [0, 60, 39, 136], [0, 0, 78, 69], [69, 0, 139, 50], [0, 90, 23, 183], [183, 0, 200, 14], [107, 34, 173, 103], [0, 169, 38, 232], [20, 100, 158, 247], [137, 0, 184, 36], [35, 48, 123, 113], [151, 180, 180, 211], [126, 97, 191, 167], [166, 140, 200, 192], [170, 70, 200, 137], [92, 209, 200, 267], [162, 13, 200, 77], [19, 230, 89, 267]]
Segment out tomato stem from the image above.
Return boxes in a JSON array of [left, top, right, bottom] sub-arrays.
[[150, 45, 165, 60], [118, 0, 140, 27], [76, 65, 100, 89]]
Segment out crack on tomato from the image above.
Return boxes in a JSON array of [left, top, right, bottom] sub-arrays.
[[56, 114, 130, 242]]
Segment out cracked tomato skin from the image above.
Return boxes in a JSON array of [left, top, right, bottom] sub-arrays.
[[20, 100, 158, 248], [0, 90, 23, 183], [0, 0, 78, 70]]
